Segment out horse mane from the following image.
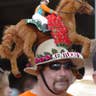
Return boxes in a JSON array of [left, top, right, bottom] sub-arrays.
[[56, 0, 69, 12], [0, 25, 17, 59]]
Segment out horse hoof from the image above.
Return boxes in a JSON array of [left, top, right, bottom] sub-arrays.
[[14, 73, 22, 78]]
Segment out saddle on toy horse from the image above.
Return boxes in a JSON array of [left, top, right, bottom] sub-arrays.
[[25, 14, 71, 48]]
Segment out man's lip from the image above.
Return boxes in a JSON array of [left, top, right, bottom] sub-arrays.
[[56, 81, 68, 84], [56, 79, 68, 82]]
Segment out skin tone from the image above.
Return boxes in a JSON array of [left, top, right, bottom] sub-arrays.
[[31, 59, 76, 96], [93, 71, 96, 84], [0, 72, 12, 96], [3, 85, 12, 96]]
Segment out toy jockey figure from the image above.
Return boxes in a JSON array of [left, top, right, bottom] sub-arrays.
[[32, 0, 57, 32]]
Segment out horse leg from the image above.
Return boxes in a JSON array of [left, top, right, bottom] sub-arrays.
[[69, 33, 91, 58], [23, 33, 36, 67], [10, 36, 23, 78], [10, 55, 21, 77]]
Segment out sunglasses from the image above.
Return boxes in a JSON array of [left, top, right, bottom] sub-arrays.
[[48, 61, 76, 71]]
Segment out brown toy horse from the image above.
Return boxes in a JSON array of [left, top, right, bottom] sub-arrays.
[[0, 0, 94, 77]]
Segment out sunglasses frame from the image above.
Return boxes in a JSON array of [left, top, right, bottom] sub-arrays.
[[47, 60, 76, 71]]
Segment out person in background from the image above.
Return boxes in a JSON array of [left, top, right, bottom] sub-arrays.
[[0, 68, 12, 96], [19, 74, 37, 93], [32, 0, 57, 32], [19, 39, 84, 96], [92, 51, 96, 84]]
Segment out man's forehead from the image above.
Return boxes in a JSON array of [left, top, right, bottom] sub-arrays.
[[50, 59, 72, 63]]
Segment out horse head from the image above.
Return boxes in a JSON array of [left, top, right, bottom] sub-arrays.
[[57, 0, 94, 15], [74, 0, 94, 15]]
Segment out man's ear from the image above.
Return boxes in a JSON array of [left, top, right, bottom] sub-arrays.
[[72, 69, 84, 79]]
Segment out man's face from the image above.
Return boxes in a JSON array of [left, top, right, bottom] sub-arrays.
[[43, 59, 76, 94]]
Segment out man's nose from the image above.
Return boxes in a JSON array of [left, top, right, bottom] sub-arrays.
[[59, 66, 68, 76]]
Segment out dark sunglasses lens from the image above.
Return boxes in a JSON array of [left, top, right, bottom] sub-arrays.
[[49, 63, 61, 70], [63, 62, 75, 70]]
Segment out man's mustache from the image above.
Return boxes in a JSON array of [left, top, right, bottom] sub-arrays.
[[55, 76, 69, 83]]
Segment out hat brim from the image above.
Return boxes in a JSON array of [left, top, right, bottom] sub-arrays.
[[24, 57, 84, 76], [24, 67, 38, 76], [36, 58, 84, 69]]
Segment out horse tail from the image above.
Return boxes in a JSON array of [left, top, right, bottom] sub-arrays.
[[0, 25, 17, 59]]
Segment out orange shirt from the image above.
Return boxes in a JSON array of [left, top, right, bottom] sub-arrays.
[[19, 90, 73, 96], [19, 91, 37, 96]]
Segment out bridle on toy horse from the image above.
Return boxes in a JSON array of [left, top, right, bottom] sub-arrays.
[[59, 0, 88, 14]]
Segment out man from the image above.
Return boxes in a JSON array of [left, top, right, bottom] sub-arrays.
[[32, 0, 57, 32], [0, 68, 12, 96], [19, 39, 84, 96]]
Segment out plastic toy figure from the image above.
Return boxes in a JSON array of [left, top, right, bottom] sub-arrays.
[[32, 0, 57, 32]]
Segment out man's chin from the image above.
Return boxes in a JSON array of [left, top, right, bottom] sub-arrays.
[[54, 88, 66, 94], [55, 82, 68, 89], [53, 85, 68, 94]]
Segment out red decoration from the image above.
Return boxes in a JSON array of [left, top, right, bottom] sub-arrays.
[[46, 14, 71, 47]]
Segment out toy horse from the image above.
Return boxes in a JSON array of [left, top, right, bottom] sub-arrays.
[[56, 0, 94, 58], [0, 0, 94, 77]]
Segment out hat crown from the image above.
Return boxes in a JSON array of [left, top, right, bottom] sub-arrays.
[[36, 39, 68, 56], [35, 39, 84, 69]]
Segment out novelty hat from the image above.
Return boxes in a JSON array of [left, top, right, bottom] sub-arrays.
[[24, 39, 84, 78]]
